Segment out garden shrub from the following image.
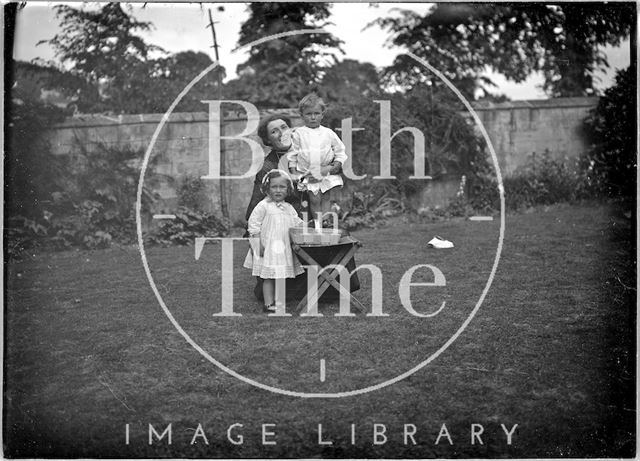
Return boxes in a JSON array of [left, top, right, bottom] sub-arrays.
[[449, 151, 588, 215], [582, 66, 636, 201], [5, 95, 66, 220], [145, 175, 229, 245], [5, 215, 49, 258], [146, 206, 228, 246], [5, 137, 159, 254], [5, 95, 65, 257], [337, 180, 416, 230], [177, 174, 208, 212], [146, 175, 230, 245], [467, 170, 500, 213], [43, 143, 156, 249], [505, 151, 584, 208], [340, 191, 382, 231]]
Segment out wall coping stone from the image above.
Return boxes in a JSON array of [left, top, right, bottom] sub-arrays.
[[52, 108, 300, 129], [471, 96, 598, 111], [51, 98, 598, 129]]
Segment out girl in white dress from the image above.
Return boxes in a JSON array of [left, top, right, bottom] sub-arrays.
[[243, 169, 304, 312], [288, 93, 347, 226]]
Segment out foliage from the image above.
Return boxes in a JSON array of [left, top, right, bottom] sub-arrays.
[[339, 190, 392, 231], [146, 207, 228, 246], [225, 3, 343, 108], [372, 3, 634, 97], [177, 174, 208, 212], [322, 82, 485, 210], [5, 141, 158, 255], [6, 54, 165, 254], [309, 68, 486, 227], [145, 51, 225, 113], [12, 60, 100, 113], [442, 175, 475, 217], [5, 215, 49, 258], [450, 151, 590, 215], [5, 92, 66, 220], [41, 4, 224, 113], [43, 3, 161, 112], [146, 174, 229, 247], [321, 59, 382, 102], [47, 144, 155, 248], [582, 66, 636, 200], [6, 139, 230, 254]]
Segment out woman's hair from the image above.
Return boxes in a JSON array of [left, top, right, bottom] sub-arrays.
[[260, 169, 294, 196], [257, 114, 292, 146], [298, 92, 327, 114]]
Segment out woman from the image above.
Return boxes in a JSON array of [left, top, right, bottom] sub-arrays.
[[244, 114, 302, 223]]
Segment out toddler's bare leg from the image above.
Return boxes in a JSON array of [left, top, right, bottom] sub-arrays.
[[262, 279, 275, 306], [321, 192, 331, 216], [274, 278, 286, 307], [318, 192, 335, 227], [309, 191, 322, 223]]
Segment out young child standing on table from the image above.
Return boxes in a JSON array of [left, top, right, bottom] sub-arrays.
[[243, 169, 304, 312], [288, 92, 347, 227]]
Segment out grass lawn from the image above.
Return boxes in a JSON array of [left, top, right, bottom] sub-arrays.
[[3, 203, 635, 458]]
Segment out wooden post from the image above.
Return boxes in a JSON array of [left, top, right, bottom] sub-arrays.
[[207, 8, 229, 221]]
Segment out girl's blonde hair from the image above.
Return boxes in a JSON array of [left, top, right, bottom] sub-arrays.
[[298, 92, 327, 113]]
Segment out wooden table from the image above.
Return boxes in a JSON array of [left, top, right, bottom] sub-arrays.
[[291, 236, 366, 314]]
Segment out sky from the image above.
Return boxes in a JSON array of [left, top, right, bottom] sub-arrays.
[[12, 2, 631, 100]]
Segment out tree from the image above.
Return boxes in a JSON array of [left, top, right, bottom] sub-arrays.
[[42, 4, 225, 114], [372, 3, 634, 98], [11, 60, 100, 114], [143, 51, 225, 113], [583, 66, 636, 200], [43, 3, 162, 113], [320, 59, 382, 103], [225, 3, 343, 108]]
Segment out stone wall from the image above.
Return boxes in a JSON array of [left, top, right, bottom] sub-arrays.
[[45, 97, 597, 221], [470, 97, 598, 175], [46, 109, 303, 224]]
